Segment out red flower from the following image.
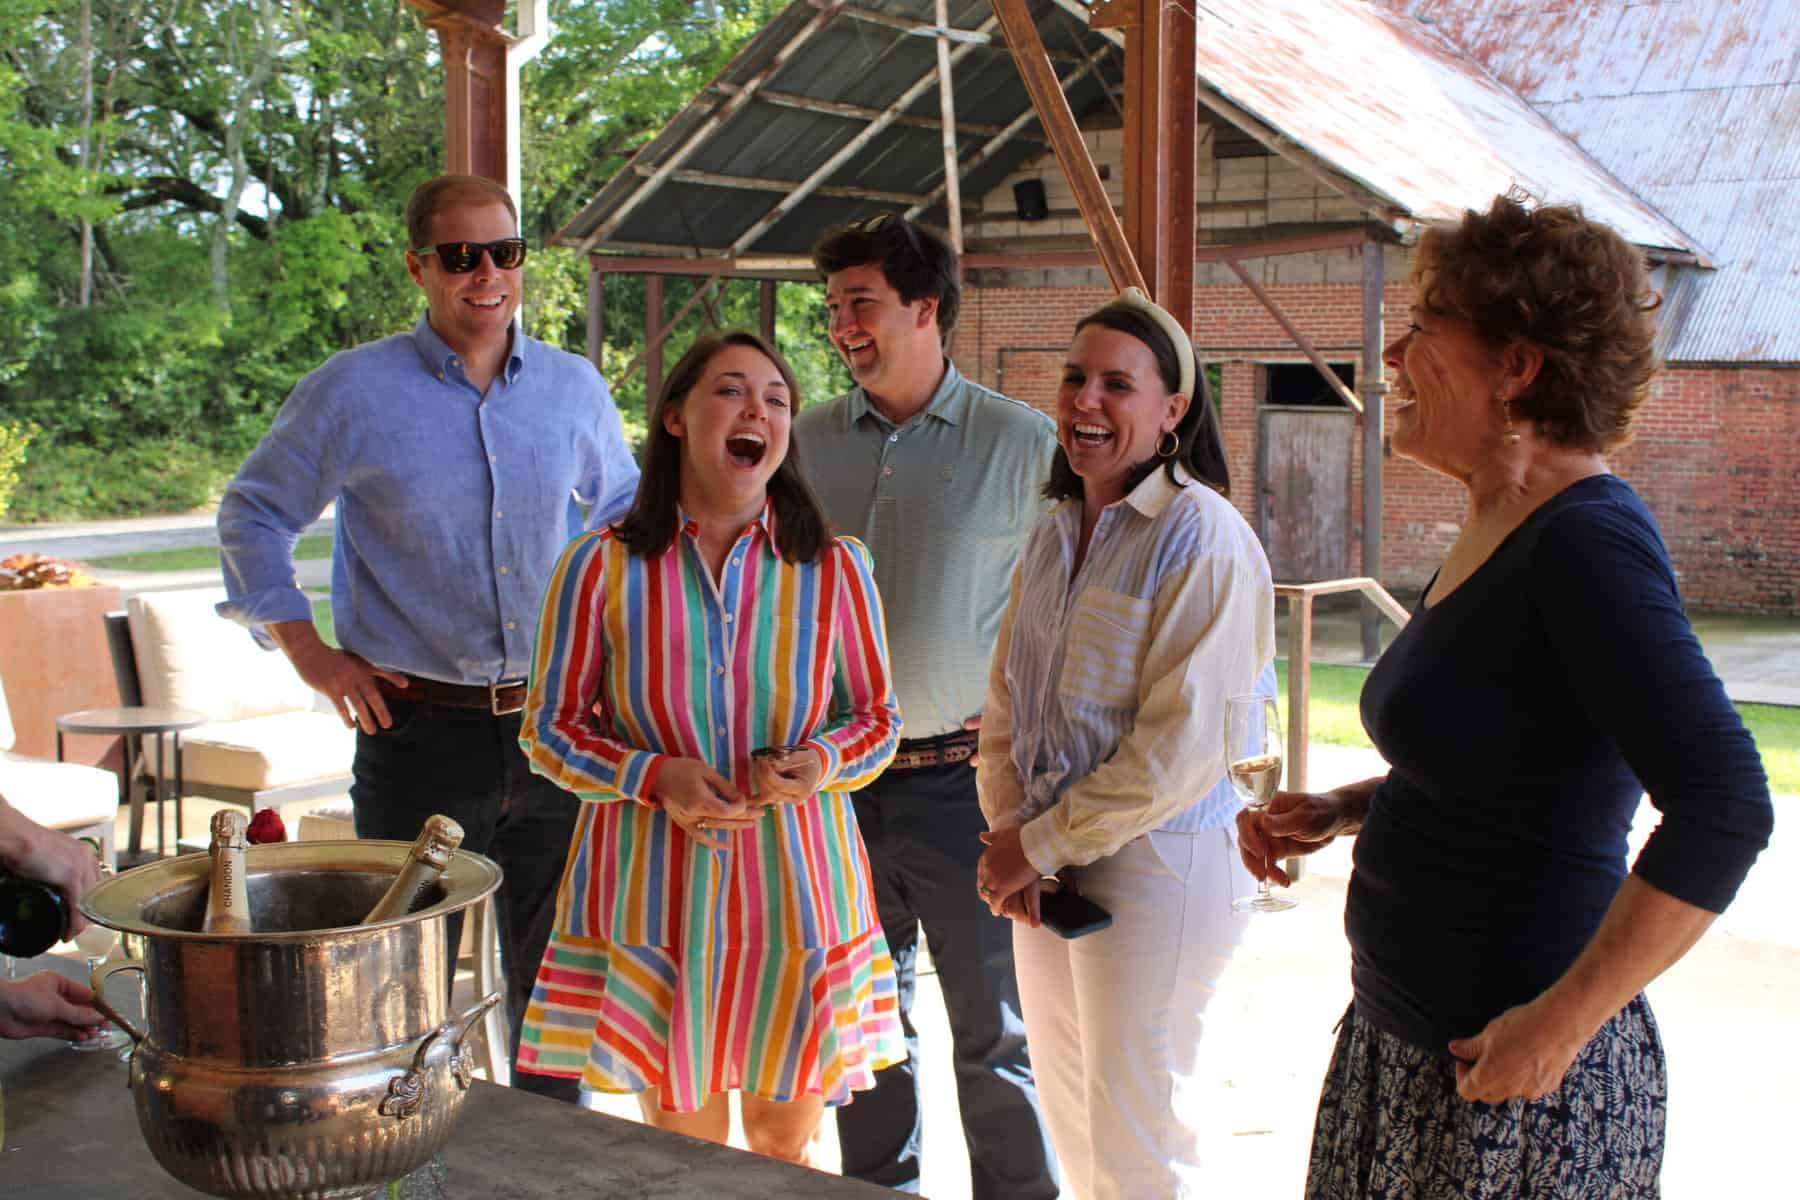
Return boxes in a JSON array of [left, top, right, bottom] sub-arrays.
[[246, 808, 288, 844]]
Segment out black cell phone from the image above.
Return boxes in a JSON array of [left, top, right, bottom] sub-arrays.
[[1037, 884, 1112, 939]]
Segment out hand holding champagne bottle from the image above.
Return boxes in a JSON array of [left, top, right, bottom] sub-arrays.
[[362, 815, 465, 924], [201, 810, 254, 935]]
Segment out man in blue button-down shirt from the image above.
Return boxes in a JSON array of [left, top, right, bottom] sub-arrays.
[[216, 175, 639, 1103]]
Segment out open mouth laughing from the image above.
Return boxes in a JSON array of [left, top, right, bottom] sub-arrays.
[[725, 432, 768, 468], [1070, 421, 1115, 448]]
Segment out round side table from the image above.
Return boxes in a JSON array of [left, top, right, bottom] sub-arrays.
[[56, 707, 207, 863]]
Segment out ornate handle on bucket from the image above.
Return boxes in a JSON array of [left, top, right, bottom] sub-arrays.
[[88, 958, 148, 1046], [379, 991, 502, 1119]]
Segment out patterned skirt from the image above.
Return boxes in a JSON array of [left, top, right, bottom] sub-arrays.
[[1306, 997, 1666, 1199]]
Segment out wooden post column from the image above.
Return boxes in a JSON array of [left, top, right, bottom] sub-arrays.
[[1092, 0, 1196, 321], [645, 274, 666, 401], [405, 1, 512, 186]]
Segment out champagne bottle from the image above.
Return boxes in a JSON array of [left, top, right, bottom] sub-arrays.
[[201, 810, 253, 935], [362, 815, 464, 924], [0, 871, 71, 958]]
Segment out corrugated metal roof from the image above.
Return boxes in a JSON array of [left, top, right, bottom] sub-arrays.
[[1395, 0, 1800, 362], [552, 0, 1119, 258], [1160, 0, 1698, 252]]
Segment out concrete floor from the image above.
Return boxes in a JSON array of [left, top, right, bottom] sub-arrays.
[[11, 512, 1796, 1196]]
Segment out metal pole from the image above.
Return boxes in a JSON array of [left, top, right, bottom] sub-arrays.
[[1359, 233, 1388, 661]]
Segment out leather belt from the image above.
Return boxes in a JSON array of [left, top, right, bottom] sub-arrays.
[[379, 675, 526, 716], [887, 729, 978, 772]]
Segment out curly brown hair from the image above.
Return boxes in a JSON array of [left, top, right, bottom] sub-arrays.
[[1414, 191, 1662, 450]]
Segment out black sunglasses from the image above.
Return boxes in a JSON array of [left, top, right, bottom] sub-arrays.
[[414, 238, 527, 272], [851, 212, 925, 260]]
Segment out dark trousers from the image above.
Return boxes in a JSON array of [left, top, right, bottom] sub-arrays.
[[835, 760, 1059, 1198], [351, 697, 582, 1104]]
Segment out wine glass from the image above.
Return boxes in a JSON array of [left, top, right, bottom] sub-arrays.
[[1226, 694, 1296, 914], [71, 920, 130, 1052]]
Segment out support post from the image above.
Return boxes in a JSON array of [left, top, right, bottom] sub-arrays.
[[645, 274, 665, 402], [933, 0, 964, 257], [586, 268, 605, 371], [760, 279, 778, 344], [1359, 234, 1389, 660], [433, 19, 510, 184], [1112, 0, 1196, 320], [992, 0, 1146, 294]]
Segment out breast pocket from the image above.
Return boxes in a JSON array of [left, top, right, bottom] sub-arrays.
[[1057, 587, 1154, 710], [753, 616, 829, 742]]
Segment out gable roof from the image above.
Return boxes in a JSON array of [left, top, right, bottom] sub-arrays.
[[1390, 0, 1800, 362]]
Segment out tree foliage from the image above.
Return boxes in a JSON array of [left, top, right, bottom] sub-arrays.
[[0, 0, 847, 520]]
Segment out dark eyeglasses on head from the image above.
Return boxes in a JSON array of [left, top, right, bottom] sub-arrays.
[[415, 238, 527, 273], [851, 212, 925, 258]]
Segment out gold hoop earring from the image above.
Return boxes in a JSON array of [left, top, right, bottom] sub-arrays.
[[1155, 429, 1179, 459], [1500, 396, 1521, 446]]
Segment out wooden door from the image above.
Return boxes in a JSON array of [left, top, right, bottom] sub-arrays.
[[1258, 407, 1353, 582]]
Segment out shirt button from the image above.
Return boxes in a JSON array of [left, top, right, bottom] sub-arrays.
[[489, 454, 497, 464], [498, 565, 510, 575], [882, 466, 894, 476], [436, 371, 446, 381], [730, 557, 740, 566], [888, 434, 898, 443], [714, 665, 726, 676], [506, 621, 518, 631], [723, 613, 733, 623], [495, 510, 504, 520]]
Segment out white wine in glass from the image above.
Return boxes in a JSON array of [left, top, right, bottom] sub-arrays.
[[1226, 694, 1296, 913], [71, 922, 130, 1052]]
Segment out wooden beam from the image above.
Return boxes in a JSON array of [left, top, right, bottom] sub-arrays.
[[590, 252, 816, 275], [906, 47, 1111, 223], [1116, 0, 1197, 322], [812, 0, 1080, 62], [586, 266, 604, 371], [934, 0, 963, 258], [620, 275, 725, 388], [992, 0, 1145, 294], [644, 274, 665, 399], [1049, 0, 1408, 229], [579, 2, 844, 252], [431, 18, 510, 184], [713, 84, 1022, 140], [1223, 257, 1364, 413], [727, 15, 999, 254], [633, 163, 925, 207]]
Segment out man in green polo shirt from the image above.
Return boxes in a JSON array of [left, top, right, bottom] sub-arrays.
[[792, 215, 1059, 1199]]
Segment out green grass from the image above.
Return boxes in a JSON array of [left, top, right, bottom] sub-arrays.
[[310, 591, 337, 648], [86, 532, 333, 573], [1276, 660, 1799, 795], [1275, 660, 1375, 750]]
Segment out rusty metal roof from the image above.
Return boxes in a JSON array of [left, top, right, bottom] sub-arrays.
[[1392, 0, 1800, 362], [551, 0, 1796, 361], [1137, 0, 1699, 252]]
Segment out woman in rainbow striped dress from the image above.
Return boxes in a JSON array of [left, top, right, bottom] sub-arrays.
[[516, 331, 904, 1163]]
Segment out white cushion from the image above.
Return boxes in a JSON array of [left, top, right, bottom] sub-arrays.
[[161, 711, 355, 792], [0, 663, 14, 751], [128, 588, 319, 721], [0, 752, 119, 830]]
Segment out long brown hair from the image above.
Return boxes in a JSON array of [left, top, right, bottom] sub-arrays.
[[613, 331, 830, 563]]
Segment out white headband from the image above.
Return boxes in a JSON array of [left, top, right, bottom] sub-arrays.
[[1111, 286, 1196, 398]]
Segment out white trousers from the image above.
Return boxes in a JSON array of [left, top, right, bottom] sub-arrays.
[[1013, 827, 1252, 1200]]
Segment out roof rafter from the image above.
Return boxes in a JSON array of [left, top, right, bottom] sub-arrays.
[[577, 1, 846, 253], [727, 13, 1000, 254], [635, 162, 926, 207]]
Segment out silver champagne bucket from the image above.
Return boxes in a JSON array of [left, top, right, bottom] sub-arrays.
[[79, 840, 502, 1200]]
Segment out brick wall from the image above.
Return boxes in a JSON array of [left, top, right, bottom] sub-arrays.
[[949, 280, 1800, 615]]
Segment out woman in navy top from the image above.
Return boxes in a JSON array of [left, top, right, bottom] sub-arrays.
[[1237, 192, 1773, 1198]]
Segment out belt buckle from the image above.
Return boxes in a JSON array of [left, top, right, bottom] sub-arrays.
[[489, 681, 524, 716]]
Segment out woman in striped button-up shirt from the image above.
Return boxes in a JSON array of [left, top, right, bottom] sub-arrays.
[[515, 331, 903, 1164], [975, 291, 1276, 1199]]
